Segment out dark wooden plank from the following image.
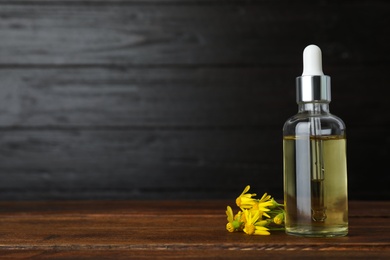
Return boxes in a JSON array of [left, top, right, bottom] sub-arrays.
[[0, 128, 284, 200], [0, 200, 389, 217], [0, 215, 388, 247], [0, 1, 388, 66], [0, 200, 388, 259], [0, 67, 388, 128], [0, 126, 388, 200], [0, 249, 389, 260], [0, 67, 296, 127]]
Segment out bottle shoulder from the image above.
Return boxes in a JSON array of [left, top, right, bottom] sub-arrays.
[[284, 112, 345, 125], [283, 113, 346, 136]]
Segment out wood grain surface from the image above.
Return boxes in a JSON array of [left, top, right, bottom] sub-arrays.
[[0, 200, 389, 259], [0, 0, 389, 200]]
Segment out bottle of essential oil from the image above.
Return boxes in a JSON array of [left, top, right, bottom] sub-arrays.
[[283, 45, 348, 237]]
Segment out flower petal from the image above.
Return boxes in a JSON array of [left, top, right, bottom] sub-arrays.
[[242, 185, 250, 194], [226, 206, 234, 222]]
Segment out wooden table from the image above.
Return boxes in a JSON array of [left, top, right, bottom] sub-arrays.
[[0, 200, 389, 259]]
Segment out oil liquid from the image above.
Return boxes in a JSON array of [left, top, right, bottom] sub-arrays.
[[283, 135, 348, 237]]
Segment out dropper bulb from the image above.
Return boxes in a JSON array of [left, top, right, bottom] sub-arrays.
[[302, 45, 324, 76]]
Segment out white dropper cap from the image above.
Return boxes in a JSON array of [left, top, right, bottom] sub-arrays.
[[302, 45, 324, 76], [296, 44, 331, 103]]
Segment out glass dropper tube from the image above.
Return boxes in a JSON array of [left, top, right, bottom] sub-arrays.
[[308, 104, 326, 222]]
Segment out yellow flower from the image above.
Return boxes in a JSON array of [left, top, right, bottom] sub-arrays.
[[251, 193, 274, 218], [226, 185, 285, 235], [273, 212, 285, 225], [243, 209, 270, 236], [259, 192, 271, 203], [226, 222, 236, 233], [225, 206, 244, 232], [236, 185, 257, 210]]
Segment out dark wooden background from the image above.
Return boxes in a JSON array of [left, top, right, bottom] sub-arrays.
[[0, 0, 388, 201]]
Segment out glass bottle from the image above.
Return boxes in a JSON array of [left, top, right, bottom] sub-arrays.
[[283, 45, 348, 237]]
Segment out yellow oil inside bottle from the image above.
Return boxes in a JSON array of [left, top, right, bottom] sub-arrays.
[[283, 135, 348, 237]]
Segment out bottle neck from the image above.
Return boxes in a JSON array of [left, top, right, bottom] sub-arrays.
[[298, 102, 330, 114]]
